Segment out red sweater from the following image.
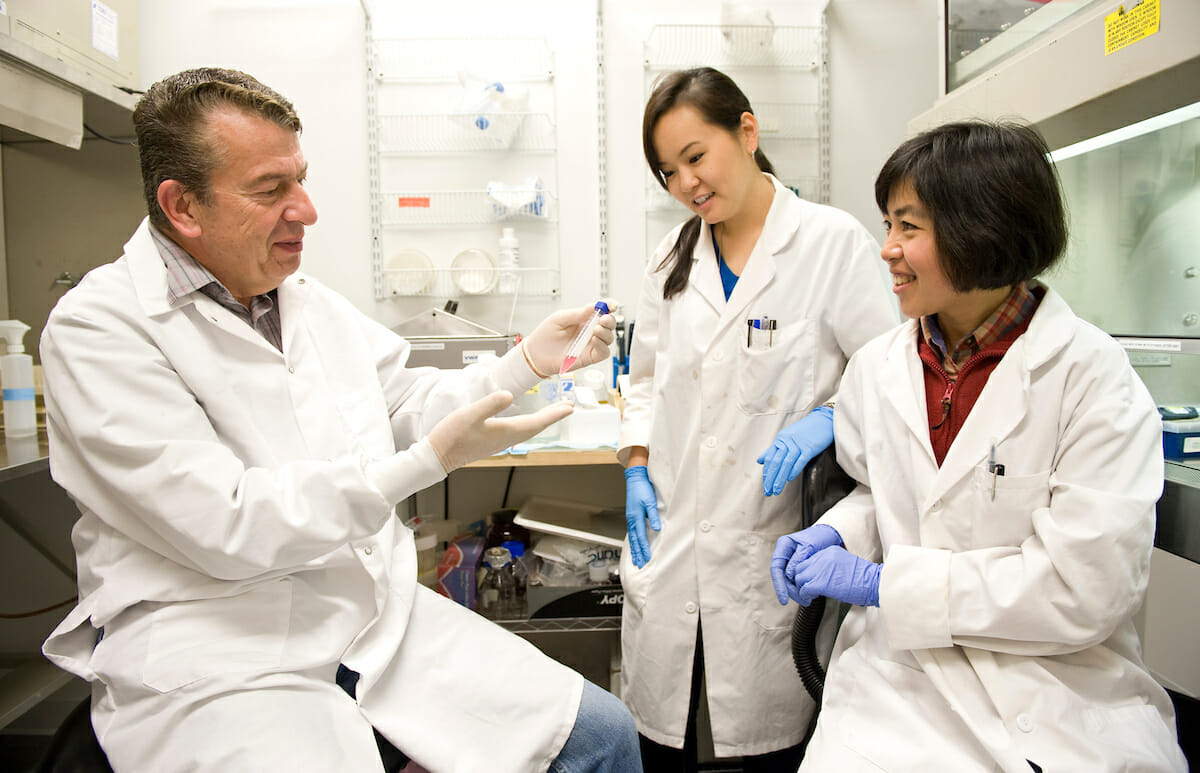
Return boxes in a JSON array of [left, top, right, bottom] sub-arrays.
[[918, 317, 1033, 466]]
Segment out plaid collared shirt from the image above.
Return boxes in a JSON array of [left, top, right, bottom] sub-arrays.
[[150, 225, 283, 352], [920, 282, 1037, 377]]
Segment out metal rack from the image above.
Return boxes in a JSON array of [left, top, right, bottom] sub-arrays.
[[381, 266, 560, 299], [379, 113, 557, 154], [381, 189, 558, 226], [370, 36, 561, 302], [498, 616, 621, 635], [644, 24, 821, 70]]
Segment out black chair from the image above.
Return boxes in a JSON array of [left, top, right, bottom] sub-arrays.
[[34, 670, 410, 773], [789, 446, 856, 717], [35, 696, 111, 773]]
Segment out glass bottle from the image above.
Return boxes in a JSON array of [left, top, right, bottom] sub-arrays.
[[478, 546, 520, 620]]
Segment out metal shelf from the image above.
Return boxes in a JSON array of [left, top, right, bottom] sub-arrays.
[[1165, 460, 1200, 490], [382, 189, 557, 226], [498, 616, 620, 634], [376, 37, 554, 83], [755, 101, 820, 138], [644, 24, 821, 70], [382, 266, 559, 298], [379, 112, 557, 154]]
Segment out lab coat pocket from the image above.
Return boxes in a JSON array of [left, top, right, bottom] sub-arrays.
[[142, 583, 293, 693], [970, 465, 1050, 548], [745, 531, 792, 631], [619, 541, 655, 615], [1083, 703, 1183, 768], [737, 318, 814, 416]]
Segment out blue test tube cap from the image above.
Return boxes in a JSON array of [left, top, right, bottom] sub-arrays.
[[594, 301, 610, 314]]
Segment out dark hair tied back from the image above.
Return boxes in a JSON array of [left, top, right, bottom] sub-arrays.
[[642, 68, 775, 299]]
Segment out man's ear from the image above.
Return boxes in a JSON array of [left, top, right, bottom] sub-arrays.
[[157, 180, 203, 238]]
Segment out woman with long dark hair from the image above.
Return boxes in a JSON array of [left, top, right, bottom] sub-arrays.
[[617, 67, 896, 771]]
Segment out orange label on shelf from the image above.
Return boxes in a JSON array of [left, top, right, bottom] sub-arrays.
[[396, 196, 431, 208], [1105, 0, 1159, 56]]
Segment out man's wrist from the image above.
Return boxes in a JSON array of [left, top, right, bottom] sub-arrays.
[[521, 341, 550, 380]]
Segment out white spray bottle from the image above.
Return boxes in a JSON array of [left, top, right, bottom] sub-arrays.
[[0, 320, 36, 438]]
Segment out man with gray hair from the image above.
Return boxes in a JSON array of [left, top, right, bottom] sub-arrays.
[[40, 67, 639, 772]]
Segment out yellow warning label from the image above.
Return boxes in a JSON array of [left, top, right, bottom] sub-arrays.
[[1105, 0, 1160, 55]]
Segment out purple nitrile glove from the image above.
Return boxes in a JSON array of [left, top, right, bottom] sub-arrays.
[[770, 524, 844, 605], [787, 545, 881, 608]]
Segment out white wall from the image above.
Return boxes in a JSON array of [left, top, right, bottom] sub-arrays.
[[139, 0, 939, 331], [140, 0, 374, 318], [827, 0, 939, 238]]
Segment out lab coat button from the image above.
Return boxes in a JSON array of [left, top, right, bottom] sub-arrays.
[[1016, 713, 1033, 733], [685, 602, 697, 614], [705, 437, 716, 448], [363, 546, 373, 556], [298, 278, 306, 284], [700, 521, 712, 533], [289, 366, 296, 374]]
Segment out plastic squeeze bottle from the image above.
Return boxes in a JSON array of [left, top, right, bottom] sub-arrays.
[[0, 320, 36, 438], [498, 227, 520, 294]]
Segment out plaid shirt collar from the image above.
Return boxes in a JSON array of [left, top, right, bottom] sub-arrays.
[[149, 224, 281, 350], [921, 282, 1036, 374]]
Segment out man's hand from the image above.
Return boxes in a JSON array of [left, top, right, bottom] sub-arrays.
[[428, 391, 571, 472], [522, 301, 618, 377]]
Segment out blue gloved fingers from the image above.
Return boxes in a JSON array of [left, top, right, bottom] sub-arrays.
[[770, 534, 798, 605], [783, 524, 844, 585], [624, 466, 657, 568], [626, 506, 648, 568], [645, 498, 661, 533], [758, 406, 836, 497], [771, 439, 805, 496]]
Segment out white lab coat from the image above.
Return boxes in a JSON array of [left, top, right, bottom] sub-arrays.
[[40, 219, 581, 773], [804, 284, 1187, 772], [617, 176, 898, 757]]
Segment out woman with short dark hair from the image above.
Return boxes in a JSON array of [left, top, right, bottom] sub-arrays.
[[770, 120, 1188, 772]]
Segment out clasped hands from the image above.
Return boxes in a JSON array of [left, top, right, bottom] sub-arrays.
[[770, 524, 880, 608]]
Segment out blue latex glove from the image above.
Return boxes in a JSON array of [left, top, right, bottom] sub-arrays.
[[770, 524, 844, 605], [624, 466, 661, 568], [757, 405, 835, 496], [784, 546, 881, 608]]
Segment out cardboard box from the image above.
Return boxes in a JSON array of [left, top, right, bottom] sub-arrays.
[[528, 584, 624, 619], [435, 536, 483, 609]]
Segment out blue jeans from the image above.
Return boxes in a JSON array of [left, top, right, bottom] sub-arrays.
[[550, 680, 643, 773]]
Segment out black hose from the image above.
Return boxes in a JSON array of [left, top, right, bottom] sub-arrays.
[[792, 596, 826, 703], [789, 445, 856, 701]]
